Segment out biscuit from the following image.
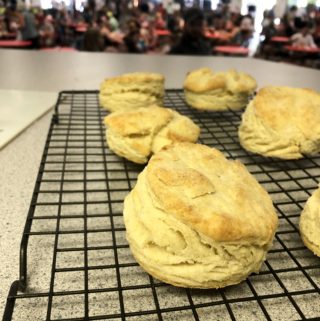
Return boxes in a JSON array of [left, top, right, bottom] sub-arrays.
[[99, 72, 165, 112], [104, 106, 200, 163], [124, 143, 278, 288], [239, 86, 320, 159], [300, 186, 320, 257], [184, 68, 257, 111]]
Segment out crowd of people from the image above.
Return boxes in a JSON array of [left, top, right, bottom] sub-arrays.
[[0, 1, 319, 60], [259, 4, 320, 57]]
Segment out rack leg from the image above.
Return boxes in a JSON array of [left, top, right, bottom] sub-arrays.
[[2, 280, 19, 321], [19, 234, 29, 292]]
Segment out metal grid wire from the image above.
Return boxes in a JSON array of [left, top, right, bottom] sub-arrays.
[[3, 90, 320, 321]]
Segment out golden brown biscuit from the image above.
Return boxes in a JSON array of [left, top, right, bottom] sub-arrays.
[[124, 143, 278, 288], [300, 186, 320, 257], [239, 86, 320, 159], [184, 68, 257, 111], [99, 72, 165, 112], [104, 106, 200, 163]]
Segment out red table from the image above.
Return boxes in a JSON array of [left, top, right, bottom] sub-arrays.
[[214, 45, 249, 56], [72, 22, 88, 33], [40, 46, 77, 52], [75, 26, 88, 33], [0, 40, 32, 48], [271, 36, 290, 43], [155, 29, 171, 37], [284, 45, 320, 67], [285, 45, 320, 53], [205, 31, 229, 41]]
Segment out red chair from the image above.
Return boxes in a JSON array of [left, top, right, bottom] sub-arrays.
[[214, 45, 249, 56]]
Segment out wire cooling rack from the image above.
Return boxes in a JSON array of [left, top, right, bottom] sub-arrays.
[[2, 90, 320, 321]]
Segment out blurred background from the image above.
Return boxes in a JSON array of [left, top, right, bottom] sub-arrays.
[[0, 0, 319, 68]]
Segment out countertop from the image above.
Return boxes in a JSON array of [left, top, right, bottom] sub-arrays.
[[0, 50, 320, 320], [1, 50, 320, 92], [0, 90, 57, 149]]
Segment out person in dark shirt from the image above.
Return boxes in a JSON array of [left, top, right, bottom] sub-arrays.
[[170, 7, 211, 55], [83, 27, 104, 52], [123, 19, 143, 53]]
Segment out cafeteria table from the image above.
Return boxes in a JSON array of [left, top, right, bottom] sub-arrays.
[[285, 45, 320, 54], [72, 22, 88, 33], [270, 36, 290, 43], [285, 45, 320, 67], [0, 40, 32, 48], [75, 26, 88, 33], [214, 45, 249, 56], [155, 29, 171, 37], [40, 46, 77, 52], [205, 31, 230, 43]]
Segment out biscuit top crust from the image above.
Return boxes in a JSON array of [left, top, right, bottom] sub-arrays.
[[101, 72, 164, 87], [183, 68, 257, 94], [104, 106, 172, 136], [252, 86, 320, 137], [146, 143, 277, 245]]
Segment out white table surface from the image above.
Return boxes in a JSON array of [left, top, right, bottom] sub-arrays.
[[0, 90, 57, 150], [0, 49, 320, 319]]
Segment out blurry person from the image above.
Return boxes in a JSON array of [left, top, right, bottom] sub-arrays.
[[168, 9, 183, 34], [154, 12, 166, 29], [138, 2, 151, 28], [291, 21, 317, 48], [20, 5, 39, 48], [140, 18, 158, 52], [261, 10, 273, 30], [39, 15, 56, 47], [221, 3, 231, 21], [170, 7, 211, 55], [83, 26, 104, 51], [284, 5, 298, 37], [83, 5, 95, 24], [107, 11, 119, 31], [313, 15, 320, 47], [231, 15, 254, 48], [99, 16, 123, 50], [34, 8, 45, 27], [138, 2, 150, 15], [56, 9, 73, 46], [4, 4, 23, 38], [100, 18, 114, 47], [287, 5, 298, 22], [0, 15, 9, 38], [222, 12, 242, 41], [306, 3, 317, 21], [261, 10, 277, 41], [258, 11, 277, 58], [123, 19, 143, 53]]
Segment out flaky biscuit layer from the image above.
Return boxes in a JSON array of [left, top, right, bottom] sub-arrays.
[[124, 143, 278, 288], [104, 106, 200, 163], [239, 86, 320, 159], [99, 72, 165, 112], [184, 68, 256, 111]]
